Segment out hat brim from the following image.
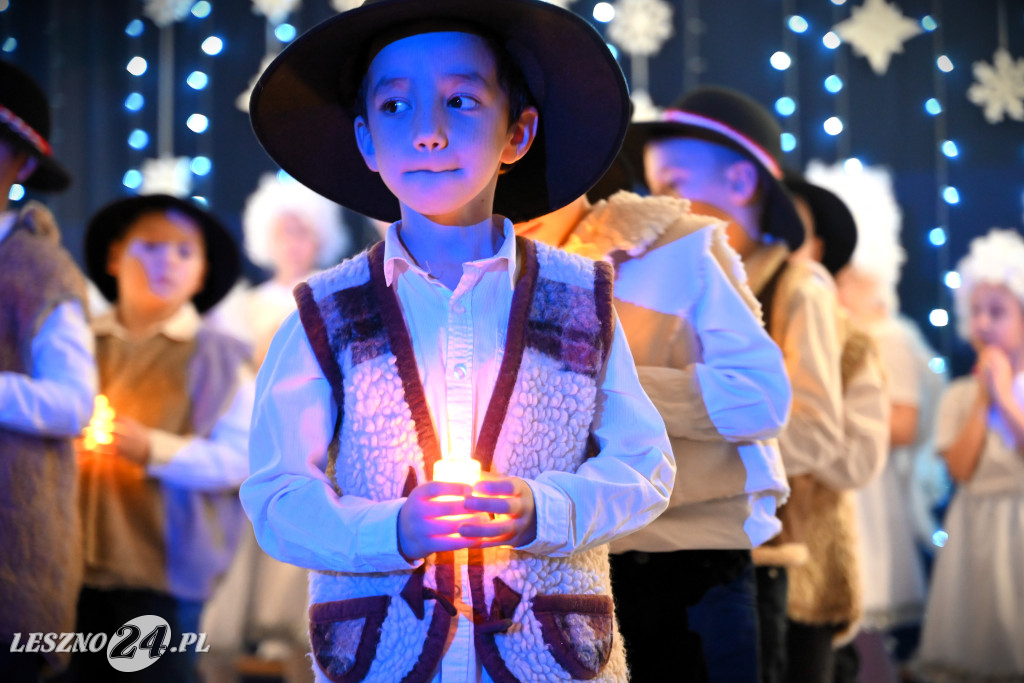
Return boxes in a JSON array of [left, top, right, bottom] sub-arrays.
[[85, 195, 240, 313], [623, 121, 805, 251], [24, 153, 71, 192], [784, 175, 856, 275], [249, 0, 630, 224]]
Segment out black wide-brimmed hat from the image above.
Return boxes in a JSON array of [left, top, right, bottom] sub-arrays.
[[85, 194, 240, 313], [783, 170, 857, 275], [249, 0, 630, 224], [0, 60, 71, 192], [625, 85, 803, 251]]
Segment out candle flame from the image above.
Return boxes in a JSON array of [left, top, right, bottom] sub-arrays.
[[83, 395, 116, 451]]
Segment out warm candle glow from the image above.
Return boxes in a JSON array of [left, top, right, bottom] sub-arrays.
[[432, 458, 481, 486], [83, 395, 115, 451]]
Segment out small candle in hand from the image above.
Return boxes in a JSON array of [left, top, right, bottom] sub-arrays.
[[83, 395, 115, 451]]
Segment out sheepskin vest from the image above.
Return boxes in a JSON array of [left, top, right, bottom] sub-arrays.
[[294, 239, 625, 683], [0, 203, 86, 672]]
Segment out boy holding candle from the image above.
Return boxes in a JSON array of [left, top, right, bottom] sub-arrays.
[[65, 193, 254, 682], [0, 59, 96, 682], [240, 1, 675, 681]]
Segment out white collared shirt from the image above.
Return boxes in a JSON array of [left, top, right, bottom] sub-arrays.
[[0, 212, 97, 437], [243, 218, 674, 682], [93, 305, 255, 490]]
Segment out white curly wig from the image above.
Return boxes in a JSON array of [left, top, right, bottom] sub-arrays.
[[953, 228, 1024, 341], [243, 173, 350, 270], [805, 159, 906, 314]]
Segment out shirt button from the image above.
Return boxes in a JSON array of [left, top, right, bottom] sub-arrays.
[[454, 363, 468, 379]]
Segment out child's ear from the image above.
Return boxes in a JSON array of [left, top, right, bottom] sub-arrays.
[[724, 160, 760, 206], [354, 115, 378, 173], [502, 106, 539, 166]]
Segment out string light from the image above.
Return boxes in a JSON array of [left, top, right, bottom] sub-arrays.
[[186, 71, 208, 90], [186, 113, 208, 133], [191, 1, 212, 19], [775, 96, 796, 116], [201, 36, 223, 56], [770, 51, 792, 70], [124, 92, 145, 111], [787, 15, 808, 33], [1, 37, 16, 53], [823, 116, 843, 135], [126, 56, 147, 76], [8, 184, 24, 201], [593, 3, 615, 23], [125, 19, 144, 37], [929, 309, 949, 327], [190, 156, 212, 176], [122, 169, 143, 189], [822, 31, 841, 49], [274, 23, 297, 43], [929, 227, 947, 246], [944, 271, 961, 289]]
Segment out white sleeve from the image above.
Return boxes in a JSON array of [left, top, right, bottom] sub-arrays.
[[0, 300, 96, 437]]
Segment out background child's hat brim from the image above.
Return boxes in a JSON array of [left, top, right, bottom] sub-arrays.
[[84, 194, 240, 313], [783, 171, 857, 275], [249, 0, 630, 224]]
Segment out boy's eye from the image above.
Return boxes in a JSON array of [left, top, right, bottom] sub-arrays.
[[448, 95, 479, 111], [380, 99, 408, 115]]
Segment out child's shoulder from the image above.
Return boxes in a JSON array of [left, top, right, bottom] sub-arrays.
[[531, 238, 611, 290], [303, 248, 374, 302]]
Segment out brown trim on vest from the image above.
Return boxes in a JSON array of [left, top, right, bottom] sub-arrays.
[[468, 547, 521, 683], [367, 242, 443, 476], [295, 281, 346, 410], [309, 595, 390, 683], [400, 551, 458, 683], [475, 237, 539, 472], [592, 259, 616, 363]]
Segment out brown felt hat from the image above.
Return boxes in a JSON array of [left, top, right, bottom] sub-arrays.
[[249, 0, 631, 224]]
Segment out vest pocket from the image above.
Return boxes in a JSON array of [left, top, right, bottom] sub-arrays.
[[532, 593, 614, 680], [309, 595, 390, 683]]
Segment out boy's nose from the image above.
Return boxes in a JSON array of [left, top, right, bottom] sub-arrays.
[[413, 104, 448, 151]]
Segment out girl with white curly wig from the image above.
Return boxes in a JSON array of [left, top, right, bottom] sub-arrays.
[[913, 228, 1024, 680]]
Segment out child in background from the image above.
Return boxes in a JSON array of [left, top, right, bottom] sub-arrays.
[[515, 177, 791, 682], [0, 59, 96, 682], [65, 194, 255, 682], [241, 1, 675, 681], [210, 173, 350, 367], [912, 228, 1024, 680]]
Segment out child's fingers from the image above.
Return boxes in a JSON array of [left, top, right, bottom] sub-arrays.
[[463, 494, 524, 517], [458, 517, 518, 540], [472, 479, 518, 497], [418, 481, 472, 499]]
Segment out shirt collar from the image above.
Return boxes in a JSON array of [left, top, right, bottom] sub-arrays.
[[93, 302, 202, 342], [382, 217, 518, 290]]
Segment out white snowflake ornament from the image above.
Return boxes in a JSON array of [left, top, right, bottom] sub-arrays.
[[630, 89, 662, 122], [967, 47, 1024, 124], [330, 0, 364, 12], [834, 0, 922, 76], [237, 55, 276, 113], [140, 156, 193, 198], [608, 0, 673, 58], [251, 0, 301, 25], [142, 0, 192, 27]]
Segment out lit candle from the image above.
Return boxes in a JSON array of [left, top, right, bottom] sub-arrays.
[[432, 457, 481, 487], [82, 395, 115, 451]]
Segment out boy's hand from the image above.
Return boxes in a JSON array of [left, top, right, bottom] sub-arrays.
[[460, 476, 537, 549], [397, 481, 490, 562], [110, 417, 152, 465]]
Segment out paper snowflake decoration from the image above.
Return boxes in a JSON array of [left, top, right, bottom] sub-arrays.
[[630, 89, 662, 122], [538, 0, 578, 8], [140, 156, 193, 198], [236, 55, 276, 113], [834, 0, 921, 76], [142, 0, 193, 27], [329, 0, 363, 12], [967, 48, 1024, 124], [608, 0, 674, 58], [251, 0, 301, 25]]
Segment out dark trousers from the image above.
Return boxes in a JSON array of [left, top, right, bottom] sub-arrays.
[[755, 565, 788, 683], [687, 560, 760, 682], [0, 643, 43, 683], [785, 621, 839, 683], [611, 549, 755, 682], [51, 587, 200, 683]]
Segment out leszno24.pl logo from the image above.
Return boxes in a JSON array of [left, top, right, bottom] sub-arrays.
[[9, 615, 209, 673]]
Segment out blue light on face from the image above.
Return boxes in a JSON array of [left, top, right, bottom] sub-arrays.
[[275, 23, 297, 42], [788, 15, 809, 33], [191, 156, 212, 176], [824, 75, 843, 93], [187, 71, 209, 90], [125, 92, 145, 112], [8, 184, 24, 201], [780, 132, 797, 152], [929, 227, 947, 246], [943, 186, 960, 204], [191, 1, 212, 18], [123, 169, 143, 190], [775, 97, 796, 117], [125, 19, 144, 37], [941, 140, 959, 158], [128, 129, 149, 150], [925, 98, 942, 115]]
